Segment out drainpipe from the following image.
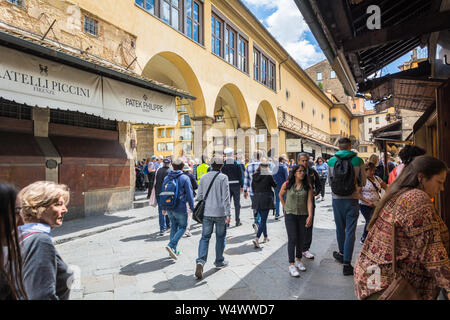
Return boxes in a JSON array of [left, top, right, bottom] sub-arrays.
[[279, 57, 289, 91]]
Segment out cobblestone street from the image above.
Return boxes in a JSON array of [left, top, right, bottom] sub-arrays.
[[53, 186, 367, 300]]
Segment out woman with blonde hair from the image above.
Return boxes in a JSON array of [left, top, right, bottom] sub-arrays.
[[368, 154, 379, 167], [354, 155, 450, 300], [17, 181, 73, 300]]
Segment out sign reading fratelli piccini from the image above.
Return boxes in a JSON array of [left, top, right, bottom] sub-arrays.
[[0, 45, 177, 125]]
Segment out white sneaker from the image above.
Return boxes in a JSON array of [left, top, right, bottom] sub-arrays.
[[252, 238, 260, 248], [289, 265, 300, 277], [295, 260, 306, 271], [302, 251, 315, 259]]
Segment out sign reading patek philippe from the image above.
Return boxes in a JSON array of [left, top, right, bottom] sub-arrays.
[[0, 46, 103, 116], [102, 77, 177, 125]]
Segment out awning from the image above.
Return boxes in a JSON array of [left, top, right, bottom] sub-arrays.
[[0, 45, 177, 126], [281, 127, 339, 151]]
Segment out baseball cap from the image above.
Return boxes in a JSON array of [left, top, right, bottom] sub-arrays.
[[151, 155, 157, 159], [224, 147, 234, 155], [163, 158, 171, 164]]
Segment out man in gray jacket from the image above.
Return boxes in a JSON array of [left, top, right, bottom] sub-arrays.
[[195, 156, 231, 279]]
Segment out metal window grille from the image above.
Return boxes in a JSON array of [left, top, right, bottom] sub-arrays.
[[50, 109, 117, 131], [84, 16, 98, 36], [0, 99, 32, 120]]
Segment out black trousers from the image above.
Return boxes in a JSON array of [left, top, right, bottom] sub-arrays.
[[302, 205, 315, 252], [319, 177, 327, 197], [147, 172, 155, 197], [229, 184, 241, 223], [285, 214, 307, 263]]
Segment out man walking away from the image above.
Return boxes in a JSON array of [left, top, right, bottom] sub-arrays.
[[195, 157, 231, 279], [298, 153, 321, 260], [244, 151, 262, 233], [328, 138, 366, 276], [272, 156, 289, 220], [160, 159, 195, 260], [221, 148, 244, 227], [154, 158, 172, 236]]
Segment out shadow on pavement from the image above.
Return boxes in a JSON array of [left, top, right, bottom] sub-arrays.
[[226, 233, 256, 244], [218, 226, 363, 300], [224, 243, 261, 255], [120, 257, 175, 275], [154, 273, 209, 293], [52, 215, 133, 238]]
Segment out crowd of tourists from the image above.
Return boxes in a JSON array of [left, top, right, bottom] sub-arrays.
[[1, 140, 449, 300]]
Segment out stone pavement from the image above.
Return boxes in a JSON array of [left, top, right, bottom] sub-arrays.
[[54, 186, 367, 300]]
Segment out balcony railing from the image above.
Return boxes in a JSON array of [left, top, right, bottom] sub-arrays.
[[277, 109, 331, 144]]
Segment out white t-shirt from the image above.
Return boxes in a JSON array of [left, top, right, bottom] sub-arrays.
[[359, 176, 382, 206]]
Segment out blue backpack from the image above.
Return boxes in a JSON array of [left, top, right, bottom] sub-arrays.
[[159, 174, 181, 210]]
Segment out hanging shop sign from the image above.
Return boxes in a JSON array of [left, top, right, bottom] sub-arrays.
[[0, 45, 177, 125], [286, 139, 302, 152], [102, 77, 176, 126], [0, 45, 102, 116]]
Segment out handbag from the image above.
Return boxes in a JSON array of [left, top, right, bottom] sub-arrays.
[[378, 198, 421, 300], [192, 172, 220, 224]]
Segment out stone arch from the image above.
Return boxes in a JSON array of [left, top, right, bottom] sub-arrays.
[[255, 100, 278, 158], [142, 51, 206, 118]]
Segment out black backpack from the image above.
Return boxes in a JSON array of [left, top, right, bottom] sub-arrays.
[[330, 155, 356, 196]]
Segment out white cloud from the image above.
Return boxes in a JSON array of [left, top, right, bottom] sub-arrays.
[[243, 0, 325, 68]]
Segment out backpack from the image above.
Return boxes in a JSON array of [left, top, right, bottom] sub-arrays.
[[159, 174, 181, 210], [330, 155, 356, 196]]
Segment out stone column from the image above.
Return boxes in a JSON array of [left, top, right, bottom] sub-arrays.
[[118, 121, 136, 201], [32, 107, 61, 183], [193, 116, 214, 160]]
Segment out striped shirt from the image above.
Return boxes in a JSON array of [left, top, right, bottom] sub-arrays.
[[244, 161, 260, 196]]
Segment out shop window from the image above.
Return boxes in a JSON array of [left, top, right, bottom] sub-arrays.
[[84, 16, 99, 36], [50, 109, 116, 131]]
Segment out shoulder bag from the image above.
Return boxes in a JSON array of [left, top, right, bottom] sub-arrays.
[[192, 172, 221, 224], [378, 196, 421, 300]]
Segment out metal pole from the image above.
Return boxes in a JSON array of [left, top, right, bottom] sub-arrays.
[[384, 140, 389, 182]]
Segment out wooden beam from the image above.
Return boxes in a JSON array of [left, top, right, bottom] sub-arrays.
[[343, 10, 450, 53]]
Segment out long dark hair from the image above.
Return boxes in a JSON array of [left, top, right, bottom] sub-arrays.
[[368, 155, 448, 230], [286, 165, 311, 191], [0, 182, 27, 299]]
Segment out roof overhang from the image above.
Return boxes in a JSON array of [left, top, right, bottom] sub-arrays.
[[295, 0, 450, 96], [0, 28, 196, 101]]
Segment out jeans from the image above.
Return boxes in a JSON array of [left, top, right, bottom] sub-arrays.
[[256, 210, 270, 239], [250, 195, 261, 226], [229, 184, 241, 223], [285, 214, 307, 264], [196, 216, 227, 266], [332, 199, 360, 264], [274, 186, 286, 217], [167, 210, 188, 251], [360, 204, 374, 241], [156, 195, 171, 232]]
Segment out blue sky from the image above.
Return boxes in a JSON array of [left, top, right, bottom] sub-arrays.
[[241, 0, 425, 108]]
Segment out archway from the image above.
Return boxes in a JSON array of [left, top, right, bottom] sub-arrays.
[[255, 100, 278, 159], [210, 84, 251, 156], [142, 52, 206, 158]]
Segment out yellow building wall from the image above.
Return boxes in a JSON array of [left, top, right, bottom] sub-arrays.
[[64, 0, 336, 155], [330, 107, 351, 137]]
